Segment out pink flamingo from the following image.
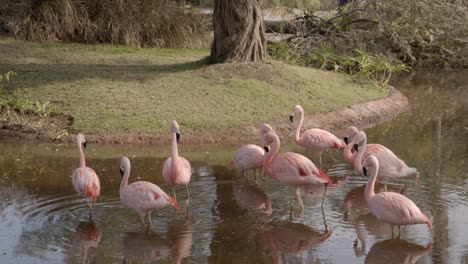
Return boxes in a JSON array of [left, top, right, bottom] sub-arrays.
[[232, 124, 274, 176], [363, 155, 432, 237], [354, 131, 419, 191], [72, 133, 100, 217], [289, 105, 345, 167], [119, 157, 180, 224], [262, 131, 332, 208], [163, 120, 192, 205]]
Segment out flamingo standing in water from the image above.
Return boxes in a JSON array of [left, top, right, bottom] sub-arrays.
[[363, 155, 432, 237], [262, 131, 332, 208], [354, 131, 419, 190], [232, 124, 274, 176], [72, 133, 100, 217], [119, 157, 180, 224], [163, 120, 192, 206], [289, 105, 345, 167]]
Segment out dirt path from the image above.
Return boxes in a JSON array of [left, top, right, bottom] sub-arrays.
[[0, 86, 408, 145]]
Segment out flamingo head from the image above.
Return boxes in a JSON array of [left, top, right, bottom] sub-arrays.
[[362, 155, 379, 177], [166, 195, 180, 213], [171, 120, 181, 143], [119, 157, 131, 178], [289, 105, 303, 123], [260, 124, 274, 137], [345, 126, 359, 142], [77, 133, 87, 148], [262, 131, 278, 152]]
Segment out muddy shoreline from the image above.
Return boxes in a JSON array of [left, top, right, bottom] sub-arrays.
[[0, 86, 408, 145]]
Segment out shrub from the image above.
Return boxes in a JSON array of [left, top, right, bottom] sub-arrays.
[[0, 0, 209, 48]]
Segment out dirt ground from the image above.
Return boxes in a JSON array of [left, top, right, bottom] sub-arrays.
[[0, 86, 408, 145]]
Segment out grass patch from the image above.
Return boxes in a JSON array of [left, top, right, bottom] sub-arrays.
[[0, 37, 387, 137]]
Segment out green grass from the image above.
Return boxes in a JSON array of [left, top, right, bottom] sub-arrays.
[[0, 37, 387, 137]]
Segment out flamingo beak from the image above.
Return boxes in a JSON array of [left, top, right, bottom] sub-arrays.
[[363, 167, 367, 176], [353, 144, 359, 151], [344, 137, 348, 144], [289, 115, 294, 123], [264, 145, 270, 152], [176, 133, 180, 143], [83, 141, 87, 148], [120, 168, 124, 177], [167, 196, 180, 213]]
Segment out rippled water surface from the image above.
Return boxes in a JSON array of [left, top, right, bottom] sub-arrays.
[[1, 71, 467, 263]]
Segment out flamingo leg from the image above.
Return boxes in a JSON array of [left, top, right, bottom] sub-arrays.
[[391, 225, 394, 239], [321, 183, 328, 209], [319, 154, 323, 170], [173, 188, 178, 203], [86, 199, 93, 219], [295, 187, 304, 213], [289, 187, 295, 207], [326, 149, 337, 162], [321, 203, 328, 232], [384, 184, 388, 192], [397, 225, 401, 238], [140, 214, 146, 225], [148, 211, 152, 224], [185, 184, 190, 207]]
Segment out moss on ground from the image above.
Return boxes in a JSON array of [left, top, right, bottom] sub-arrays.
[[0, 37, 387, 137]]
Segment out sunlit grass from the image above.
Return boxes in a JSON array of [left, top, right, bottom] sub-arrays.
[[0, 37, 387, 137]]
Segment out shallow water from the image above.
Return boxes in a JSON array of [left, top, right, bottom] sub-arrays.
[[0, 70, 467, 263]]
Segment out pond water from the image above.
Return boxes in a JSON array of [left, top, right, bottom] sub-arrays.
[[0, 70, 467, 264]]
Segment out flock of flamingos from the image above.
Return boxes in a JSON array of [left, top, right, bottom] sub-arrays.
[[71, 104, 432, 238]]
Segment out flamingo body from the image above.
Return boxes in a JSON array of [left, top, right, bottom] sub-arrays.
[[119, 157, 179, 223], [262, 131, 331, 186], [72, 167, 100, 202], [355, 131, 418, 182], [364, 155, 432, 231], [232, 144, 264, 174]]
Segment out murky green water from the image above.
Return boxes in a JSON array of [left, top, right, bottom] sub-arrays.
[[0, 70, 467, 263]]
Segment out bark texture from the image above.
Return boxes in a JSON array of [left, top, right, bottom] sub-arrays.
[[211, 0, 266, 63]]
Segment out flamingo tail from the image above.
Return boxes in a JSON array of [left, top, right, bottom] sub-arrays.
[[318, 169, 332, 185]]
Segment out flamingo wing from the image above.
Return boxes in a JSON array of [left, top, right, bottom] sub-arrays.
[[369, 192, 427, 225], [273, 153, 330, 185], [232, 145, 264, 171], [302, 129, 344, 149], [72, 167, 100, 201], [122, 181, 164, 210]]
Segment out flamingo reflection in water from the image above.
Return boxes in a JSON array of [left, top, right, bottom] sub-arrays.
[[75, 220, 101, 264], [122, 221, 192, 264], [263, 222, 332, 264], [233, 182, 272, 216], [364, 238, 431, 264]]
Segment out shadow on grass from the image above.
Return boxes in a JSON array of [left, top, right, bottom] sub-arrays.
[[0, 57, 210, 89]]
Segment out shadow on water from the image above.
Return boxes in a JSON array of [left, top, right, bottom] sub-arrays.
[[75, 220, 101, 264]]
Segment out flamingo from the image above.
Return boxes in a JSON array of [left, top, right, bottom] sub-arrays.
[[163, 120, 192, 206], [363, 155, 432, 237], [262, 131, 332, 208], [231, 124, 274, 177], [119, 157, 180, 224], [289, 105, 345, 167], [71, 133, 100, 217], [354, 131, 419, 190]]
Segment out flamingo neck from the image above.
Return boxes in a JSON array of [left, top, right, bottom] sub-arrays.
[[343, 141, 354, 165], [120, 165, 130, 194], [77, 140, 86, 168], [365, 163, 379, 201], [294, 107, 304, 144], [171, 132, 179, 160], [355, 134, 367, 173], [263, 136, 280, 179]]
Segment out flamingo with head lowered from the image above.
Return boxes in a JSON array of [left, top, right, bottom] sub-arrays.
[[119, 157, 180, 224], [262, 130, 332, 209], [232, 124, 274, 177], [163, 120, 192, 206], [354, 131, 419, 191], [72, 133, 100, 218], [289, 105, 345, 167], [363, 155, 432, 237]]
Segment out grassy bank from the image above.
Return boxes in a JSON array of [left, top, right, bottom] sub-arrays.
[[0, 37, 386, 138]]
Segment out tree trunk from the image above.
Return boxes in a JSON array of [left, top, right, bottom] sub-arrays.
[[210, 0, 266, 63]]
